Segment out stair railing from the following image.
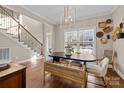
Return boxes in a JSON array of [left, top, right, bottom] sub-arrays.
[[0, 6, 43, 55]]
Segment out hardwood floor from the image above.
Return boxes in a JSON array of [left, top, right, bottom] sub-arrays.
[[21, 58, 124, 88]]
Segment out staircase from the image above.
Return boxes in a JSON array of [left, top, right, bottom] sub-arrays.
[[0, 6, 43, 56]]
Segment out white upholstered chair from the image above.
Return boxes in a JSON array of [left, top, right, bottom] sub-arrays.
[[103, 50, 115, 70], [87, 57, 109, 87]]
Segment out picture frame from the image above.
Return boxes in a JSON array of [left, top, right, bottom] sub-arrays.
[[98, 22, 107, 28]]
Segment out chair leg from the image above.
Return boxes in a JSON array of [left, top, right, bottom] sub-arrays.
[[101, 77, 107, 88], [81, 84, 85, 88], [87, 74, 107, 87], [42, 71, 45, 86], [83, 72, 88, 88], [82, 64, 87, 88], [88, 81, 106, 87], [112, 64, 115, 71]]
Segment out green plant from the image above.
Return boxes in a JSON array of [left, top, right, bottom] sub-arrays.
[[65, 44, 74, 53]]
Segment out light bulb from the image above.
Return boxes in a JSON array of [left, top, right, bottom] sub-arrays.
[[65, 19, 68, 22], [70, 18, 73, 21], [68, 16, 71, 18]]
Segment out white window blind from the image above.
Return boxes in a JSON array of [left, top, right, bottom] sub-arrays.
[[0, 47, 11, 64]]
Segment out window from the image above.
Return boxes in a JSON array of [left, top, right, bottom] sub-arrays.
[[46, 32, 52, 52], [64, 28, 96, 54]]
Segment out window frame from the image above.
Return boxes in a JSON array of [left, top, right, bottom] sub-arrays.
[[64, 27, 96, 55]]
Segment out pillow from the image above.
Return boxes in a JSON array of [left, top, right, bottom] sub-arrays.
[[99, 57, 109, 68], [105, 56, 112, 61]]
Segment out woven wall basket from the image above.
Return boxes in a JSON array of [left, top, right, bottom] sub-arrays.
[[96, 31, 104, 38], [103, 26, 113, 33], [100, 37, 108, 44]]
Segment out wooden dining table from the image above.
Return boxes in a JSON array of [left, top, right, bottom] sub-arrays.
[[49, 52, 97, 87]]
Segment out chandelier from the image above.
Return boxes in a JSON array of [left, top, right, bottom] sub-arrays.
[[61, 5, 76, 28]]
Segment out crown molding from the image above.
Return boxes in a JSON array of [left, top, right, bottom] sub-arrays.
[[5, 5, 54, 26], [111, 5, 119, 14], [55, 12, 112, 26], [5, 5, 118, 27]]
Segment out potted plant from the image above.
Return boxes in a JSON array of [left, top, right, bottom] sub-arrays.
[[65, 44, 74, 56], [49, 48, 52, 54]]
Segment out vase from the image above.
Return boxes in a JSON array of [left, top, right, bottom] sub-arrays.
[[65, 48, 72, 56]]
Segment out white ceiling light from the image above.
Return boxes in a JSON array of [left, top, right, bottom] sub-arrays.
[[61, 5, 76, 29]]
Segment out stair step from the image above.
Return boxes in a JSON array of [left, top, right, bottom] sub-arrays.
[[22, 44, 28, 48], [6, 33, 14, 35], [12, 36, 18, 39], [28, 47, 33, 50], [6, 31, 17, 34], [19, 41, 24, 44]]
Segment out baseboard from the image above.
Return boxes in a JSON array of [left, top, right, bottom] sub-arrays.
[[17, 56, 43, 64], [115, 67, 124, 80], [17, 59, 31, 64], [37, 55, 43, 59]]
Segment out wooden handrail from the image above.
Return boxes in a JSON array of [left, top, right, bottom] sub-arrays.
[[0, 5, 43, 46]]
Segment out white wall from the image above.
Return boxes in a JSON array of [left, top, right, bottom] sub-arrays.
[[21, 15, 43, 43], [54, 15, 113, 58], [43, 23, 55, 52], [0, 31, 31, 62], [114, 39, 124, 79], [54, 25, 65, 52], [112, 6, 124, 79], [113, 6, 124, 27]]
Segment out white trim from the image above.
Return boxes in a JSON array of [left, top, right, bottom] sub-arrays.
[[17, 55, 43, 64], [111, 5, 119, 14], [17, 59, 31, 64], [6, 5, 115, 25], [114, 66, 124, 80], [0, 60, 12, 64], [64, 26, 96, 32], [57, 14, 112, 25], [37, 55, 44, 59]]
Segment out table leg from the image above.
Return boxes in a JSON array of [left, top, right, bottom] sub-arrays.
[[53, 57, 60, 63], [83, 62, 87, 88]]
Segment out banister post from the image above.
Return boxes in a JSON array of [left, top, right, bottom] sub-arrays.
[[18, 22, 21, 42]]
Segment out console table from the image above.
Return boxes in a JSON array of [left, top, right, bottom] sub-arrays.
[[0, 63, 26, 88]]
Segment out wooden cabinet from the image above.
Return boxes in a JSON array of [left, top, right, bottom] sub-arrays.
[[0, 63, 26, 88]]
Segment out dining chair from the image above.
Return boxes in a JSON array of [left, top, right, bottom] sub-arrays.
[[103, 49, 115, 70], [44, 60, 87, 87], [60, 60, 70, 66], [87, 57, 109, 87], [70, 61, 83, 69]]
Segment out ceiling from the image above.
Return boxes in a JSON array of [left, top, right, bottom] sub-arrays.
[[23, 5, 116, 24]]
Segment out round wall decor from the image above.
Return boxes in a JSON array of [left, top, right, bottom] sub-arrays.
[[100, 37, 108, 44], [106, 19, 112, 24], [120, 22, 124, 29], [96, 31, 104, 38], [103, 26, 113, 33]]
